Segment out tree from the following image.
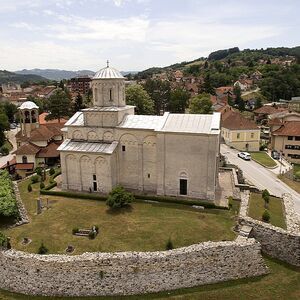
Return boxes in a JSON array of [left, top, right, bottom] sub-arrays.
[[233, 85, 245, 111], [188, 93, 212, 114], [262, 189, 270, 208], [0, 102, 17, 123], [73, 93, 85, 113], [125, 84, 154, 115], [167, 88, 190, 113], [106, 185, 134, 209], [45, 90, 72, 122], [143, 79, 171, 115], [0, 113, 9, 146], [255, 98, 263, 109], [262, 210, 270, 222], [201, 73, 216, 95]]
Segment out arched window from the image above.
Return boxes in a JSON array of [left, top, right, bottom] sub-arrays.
[[22, 156, 28, 164], [179, 172, 188, 196], [31, 110, 36, 123], [109, 88, 113, 101]]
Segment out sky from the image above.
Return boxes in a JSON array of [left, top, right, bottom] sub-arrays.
[[0, 0, 299, 72]]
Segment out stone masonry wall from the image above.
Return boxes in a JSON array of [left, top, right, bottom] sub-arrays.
[[0, 238, 268, 297], [238, 191, 300, 266]]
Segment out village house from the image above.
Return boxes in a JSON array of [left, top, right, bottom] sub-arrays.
[[271, 121, 300, 164], [58, 64, 221, 201], [253, 105, 287, 123], [288, 97, 300, 113], [13, 101, 66, 177], [221, 108, 260, 151]]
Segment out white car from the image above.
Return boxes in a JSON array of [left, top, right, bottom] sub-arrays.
[[238, 152, 251, 160]]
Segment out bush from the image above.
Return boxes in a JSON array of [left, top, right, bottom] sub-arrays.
[[0, 145, 9, 156], [37, 243, 48, 254], [0, 170, 18, 218], [165, 238, 174, 250], [72, 227, 79, 235], [31, 175, 39, 184], [27, 184, 32, 192], [228, 196, 233, 209], [262, 189, 270, 199], [259, 144, 267, 151], [49, 168, 55, 176], [40, 182, 45, 190], [88, 230, 97, 239], [0, 231, 8, 248], [106, 185, 134, 209], [295, 170, 300, 180], [35, 167, 42, 176], [262, 209, 270, 222]]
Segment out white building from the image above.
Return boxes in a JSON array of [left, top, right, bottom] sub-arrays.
[[58, 64, 221, 201]]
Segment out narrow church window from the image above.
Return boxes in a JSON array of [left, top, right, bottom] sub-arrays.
[[93, 174, 96, 181], [109, 88, 113, 101], [93, 181, 97, 192], [122, 145, 126, 152], [148, 173, 150, 178], [179, 179, 187, 195]]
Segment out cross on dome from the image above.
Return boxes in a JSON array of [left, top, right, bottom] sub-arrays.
[[106, 60, 109, 68]]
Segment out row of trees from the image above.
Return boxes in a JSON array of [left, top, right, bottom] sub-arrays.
[[126, 80, 212, 116]]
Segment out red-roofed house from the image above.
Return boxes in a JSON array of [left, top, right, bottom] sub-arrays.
[[221, 107, 260, 151], [13, 101, 66, 177], [271, 121, 300, 163]]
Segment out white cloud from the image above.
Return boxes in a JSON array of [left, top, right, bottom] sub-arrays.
[[11, 22, 39, 31]]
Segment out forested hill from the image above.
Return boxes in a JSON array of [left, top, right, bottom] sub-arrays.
[[136, 46, 300, 79], [0, 70, 47, 85]]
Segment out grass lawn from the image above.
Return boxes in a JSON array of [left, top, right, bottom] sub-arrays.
[[250, 152, 277, 168], [248, 193, 286, 229], [278, 164, 300, 194], [0, 178, 238, 254], [0, 256, 299, 300]]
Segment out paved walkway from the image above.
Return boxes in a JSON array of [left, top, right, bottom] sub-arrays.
[[215, 172, 233, 207]]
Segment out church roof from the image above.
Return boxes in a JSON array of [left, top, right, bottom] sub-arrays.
[[158, 113, 221, 134], [65, 112, 84, 126], [58, 139, 118, 154], [118, 114, 168, 130], [93, 65, 124, 79]]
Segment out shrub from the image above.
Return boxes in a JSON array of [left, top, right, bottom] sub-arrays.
[[262, 189, 270, 199], [88, 231, 97, 239], [35, 167, 42, 176], [295, 170, 300, 180], [37, 243, 48, 254], [49, 178, 54, 184], [259, 144, 267, 151], [72, 227, 79, 235], [106, 185, 134, 209], [0, 170, 18, 218], [31, 175, 39, 184], [0, 145, 9, 156], [165, 238, 174, 250], [49, 168, 55, 176], [262, 210, 270, 222], [228, 196, 233, 209], [27, 184, 32, 192], [40, 182, 45, 190], [0, 232, 8, 248]]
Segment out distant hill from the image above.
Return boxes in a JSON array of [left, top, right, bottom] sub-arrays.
[[15, 69, 139, 81], [0, 70, 47, 85], [15, 69, 96, 81], [136, 46, 300, 79]]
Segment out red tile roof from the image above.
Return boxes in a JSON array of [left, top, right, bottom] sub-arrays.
[[15, 163, 34, 170], [222, 110, 259, 130], [254, 106, 287, 115], [36, 142, 61, 158], [38, 113, 68, 125], [272, 121, 300, 136], [13, 142, 40, 155]]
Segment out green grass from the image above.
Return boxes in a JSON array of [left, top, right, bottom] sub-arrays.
[[0, 178, 238, 254], [250, 152, 277, 168], [0, 256, 299, 300], [248, 193, 286, 229], [278, 164, 300, 194]]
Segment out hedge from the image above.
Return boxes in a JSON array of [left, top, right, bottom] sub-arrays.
[[40, 189, 227, 209]]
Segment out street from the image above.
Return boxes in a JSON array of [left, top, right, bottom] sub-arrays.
[[221, 144, 300, 214], [0, 128, 19, 168]]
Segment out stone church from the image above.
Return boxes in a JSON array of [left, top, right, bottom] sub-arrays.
[[58, 64, 221, 200]]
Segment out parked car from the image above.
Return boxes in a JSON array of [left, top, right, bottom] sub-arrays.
[[271, 150, 280, 160], [238, 152, 251, 160]]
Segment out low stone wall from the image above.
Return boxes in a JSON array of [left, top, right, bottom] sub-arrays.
[[0, 238, 268, 297], [238, 191, 300, 266], [13, 182, 29, 226]]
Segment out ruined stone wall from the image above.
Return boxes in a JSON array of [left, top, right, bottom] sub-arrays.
[[0, 238, 268, 297], [239, 191, 300, 266]]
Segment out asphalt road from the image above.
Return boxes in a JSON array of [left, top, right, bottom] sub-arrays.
[[0, 128, 19, 168], [221, 144, 300, 214]]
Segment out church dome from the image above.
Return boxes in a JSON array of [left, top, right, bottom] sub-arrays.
[[93, 62, 124, 79], [18, 101, 39, 110]]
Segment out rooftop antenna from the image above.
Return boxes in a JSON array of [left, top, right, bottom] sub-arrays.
[[106, 60, 109, 68]]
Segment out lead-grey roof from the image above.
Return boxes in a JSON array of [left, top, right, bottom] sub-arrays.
[[18, 101, 39, 110], [65, 112, 84, 126], [58, 139, 118, 154], [93, 66, 124, 79], [158, 113, 220, 134], [118, 113, 169, 130]]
